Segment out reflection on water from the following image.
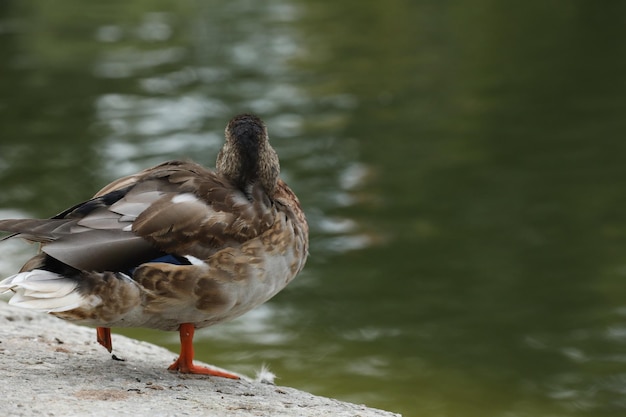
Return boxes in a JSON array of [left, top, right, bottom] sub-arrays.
[[95, 93, 225, 176], [525, 310, 626, 413], [2, 1, 626, 417]]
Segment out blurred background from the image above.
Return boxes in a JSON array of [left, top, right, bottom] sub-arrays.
[[1, 1, 626, 416]]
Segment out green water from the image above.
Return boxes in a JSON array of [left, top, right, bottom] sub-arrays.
[[2, 1, 626, 416]]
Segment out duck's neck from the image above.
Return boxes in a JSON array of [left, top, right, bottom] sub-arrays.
[[217, 114, 280, 195], [216, 138, 280, 195]]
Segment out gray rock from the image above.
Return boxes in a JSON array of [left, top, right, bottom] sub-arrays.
[[0, 302, 400, 417]]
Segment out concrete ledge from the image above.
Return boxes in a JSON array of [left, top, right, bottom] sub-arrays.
[[0, 302, 400, 417]]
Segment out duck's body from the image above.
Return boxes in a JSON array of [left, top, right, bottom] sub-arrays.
[[0, 114, 308, 377]]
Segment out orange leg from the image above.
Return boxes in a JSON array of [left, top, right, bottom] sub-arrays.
[[168, 323, 240, 379], [96, 327, 113, 353]]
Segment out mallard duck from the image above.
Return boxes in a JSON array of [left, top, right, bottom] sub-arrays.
[[0, 114, 308, 378]]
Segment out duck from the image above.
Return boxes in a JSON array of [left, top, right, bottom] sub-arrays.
[[0, 113, 308, 379]]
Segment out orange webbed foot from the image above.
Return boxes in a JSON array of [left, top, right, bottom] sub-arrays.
[[169, 323, 240, 379], [168, 358, 240, 379]]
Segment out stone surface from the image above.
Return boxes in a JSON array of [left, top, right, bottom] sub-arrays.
[[0, 302, 401, 417]]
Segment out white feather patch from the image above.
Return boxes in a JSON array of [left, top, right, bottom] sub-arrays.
[[184, 255, 206, 266], [172, 193, 198, 204], [0, 270, 87, 313]]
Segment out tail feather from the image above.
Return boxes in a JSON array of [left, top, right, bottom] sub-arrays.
[[0, 218, 71, 242], [0, 270, 84, 313]]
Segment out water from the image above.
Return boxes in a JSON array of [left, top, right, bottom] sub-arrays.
[[2, 1, 626, 416]]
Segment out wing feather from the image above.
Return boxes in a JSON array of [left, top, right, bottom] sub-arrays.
[[0, 160, 278, 272]]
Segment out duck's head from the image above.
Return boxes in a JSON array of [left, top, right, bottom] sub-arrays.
[[217, 114, 280, 195]]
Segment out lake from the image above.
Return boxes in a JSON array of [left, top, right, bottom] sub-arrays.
[[1, 1, 626, 416]]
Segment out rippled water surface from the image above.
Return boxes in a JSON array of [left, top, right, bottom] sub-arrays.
[[2, 1, 626, 416]]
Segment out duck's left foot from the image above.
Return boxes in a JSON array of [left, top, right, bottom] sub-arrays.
[[167, 358, 240, 379], [96, 327, 113, 353]]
